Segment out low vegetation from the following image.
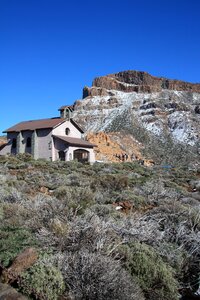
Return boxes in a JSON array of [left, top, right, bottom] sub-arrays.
[[0, 153, 199, 299]]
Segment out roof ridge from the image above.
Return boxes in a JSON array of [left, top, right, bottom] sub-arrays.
[[3, 118, 66, 133]]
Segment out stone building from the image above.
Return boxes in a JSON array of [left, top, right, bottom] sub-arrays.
[[0, 106, 96, 163]]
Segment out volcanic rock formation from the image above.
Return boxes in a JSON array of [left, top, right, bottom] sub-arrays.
[[83, 71, 200, 97], [74, 71, 200, 164]]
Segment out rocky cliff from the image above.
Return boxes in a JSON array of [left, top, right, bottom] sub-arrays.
[[73, 71, 200, 165], [83, 71, 200, 97]]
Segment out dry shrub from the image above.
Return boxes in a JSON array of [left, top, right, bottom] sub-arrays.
[[91, 174, 128, 191], [61, 250, 144, 300]]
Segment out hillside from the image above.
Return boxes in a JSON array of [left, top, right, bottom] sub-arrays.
[[0, 136, 7, 147], [0, 71, 199, 299], [72, 71, 200, 166], [0, 154, 199, 299]]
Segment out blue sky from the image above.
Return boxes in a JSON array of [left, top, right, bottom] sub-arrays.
[[0, 0, 200, 133]]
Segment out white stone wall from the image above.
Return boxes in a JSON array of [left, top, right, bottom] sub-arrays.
[[52, 120, 82, 138]]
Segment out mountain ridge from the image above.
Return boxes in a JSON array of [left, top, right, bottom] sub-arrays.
[[72, 70, 200, 165], [83, 70, 200, 98]]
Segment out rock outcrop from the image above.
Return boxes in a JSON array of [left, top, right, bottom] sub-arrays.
[[83, 70, 200, 97], [87, 132, 154, 166]]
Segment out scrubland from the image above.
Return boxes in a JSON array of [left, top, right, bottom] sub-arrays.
[[0, 154, 199, 299]]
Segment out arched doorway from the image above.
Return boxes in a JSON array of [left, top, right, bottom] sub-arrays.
[[74, 149, 89, 163], [58, 150, 65, 161]]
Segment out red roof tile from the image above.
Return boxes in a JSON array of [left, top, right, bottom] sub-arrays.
[[4, 118, 66, 133]]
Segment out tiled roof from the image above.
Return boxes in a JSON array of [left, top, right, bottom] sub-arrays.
[[3, 118, 66, 133], [53, 135, 96, 148]]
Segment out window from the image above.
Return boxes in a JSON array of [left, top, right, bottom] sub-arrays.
[[12, 138, 17, 148], [48, 141, 52, 150], [65, 128, 70, 135], [26, 137, 31, 147]]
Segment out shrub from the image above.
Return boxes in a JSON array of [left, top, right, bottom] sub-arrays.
[[0, 227, 37, 267], [155, 241, 189, 281], [62, 250, 144, 300], [91, 174, 128, 191], [19, 255, 65, 300], [16, 153, 33, 162], [54, 185, 95, 215], [119, 242, 179, 300], [88, 204, 112, 217], [0, 203, 24, 227]]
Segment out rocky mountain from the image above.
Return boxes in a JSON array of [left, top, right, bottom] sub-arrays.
[[72, 71, 200, 165]]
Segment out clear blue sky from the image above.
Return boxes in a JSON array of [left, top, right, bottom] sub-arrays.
[[0, 0, 200, 133]]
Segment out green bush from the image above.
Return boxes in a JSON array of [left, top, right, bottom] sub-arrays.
[[91, 174, 128, 191], [119, 242, 179, 300], [16, 153, 33, 162], [54, 186, 95, 215], [0, 227, 37, 267], [19, 256, 65, 300]]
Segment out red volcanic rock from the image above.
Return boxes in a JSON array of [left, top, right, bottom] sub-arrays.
[[83, 86, 115, 98], [82, 70, 200, 98], [1, 248, 38, 284]]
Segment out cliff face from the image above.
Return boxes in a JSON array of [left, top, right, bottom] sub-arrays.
[[83, 70, 200, 97], [73, 71, 200, 164]]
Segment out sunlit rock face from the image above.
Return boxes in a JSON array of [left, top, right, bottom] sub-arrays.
[[83, 71, 200, 97]]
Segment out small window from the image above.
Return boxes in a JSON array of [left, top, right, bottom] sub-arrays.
[[26, 137, 31, 147], [12, 138, 17, 148], [48, 141, 52, 150], [65, 128, 70, 135]]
